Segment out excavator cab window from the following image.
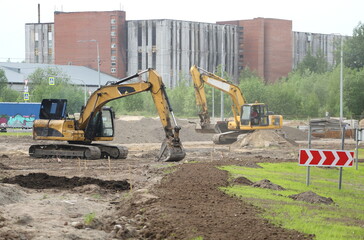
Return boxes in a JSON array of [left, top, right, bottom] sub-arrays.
[[87, 108, 114, 138], [39, 99, 67, 120], [240, 104, 269, 126]]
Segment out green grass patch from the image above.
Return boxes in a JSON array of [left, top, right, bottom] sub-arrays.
[[357, 148, 364, 159], [220, 162, 364, 240], [0, 131, 32, 136]]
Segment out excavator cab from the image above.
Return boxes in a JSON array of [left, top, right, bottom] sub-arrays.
[[241, 104, 269, 127]]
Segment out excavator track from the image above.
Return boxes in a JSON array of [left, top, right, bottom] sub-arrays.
[[29, 144, 128, 160], [93, 144, 128, 159], [212, 130, 254, 144]]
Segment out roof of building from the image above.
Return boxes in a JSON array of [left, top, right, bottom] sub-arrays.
[[0, 62, 120, 87]]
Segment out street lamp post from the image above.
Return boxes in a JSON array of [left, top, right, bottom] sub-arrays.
[[340, 36, 343, 122], [72, 78, 87, 106], [78, 39, 101, 88]]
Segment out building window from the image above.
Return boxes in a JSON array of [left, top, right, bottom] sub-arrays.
[[111, 56, 117, 61], [111, 62, 116, 66], [138, 52, 142, 70], [111, 68, 117, 73], [111, 31, 116, 36], [111, 38, 116, 43], [111, 18, 116, 24], [111, 25, 117, 30], [111, 50, 116, 55], [111, 44, 117, 48]]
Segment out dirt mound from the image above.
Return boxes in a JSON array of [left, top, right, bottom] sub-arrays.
[[0, 184, 26, 205], [233, 176, 253, 185], [252, 179, 286, 190], [113, 162, 312, 240], [231, 130, 297, 148], [282, 126, 308, 141], [113, 117, 214, 144], [1, 173, 130, 191], [289, 191, 334, 205]]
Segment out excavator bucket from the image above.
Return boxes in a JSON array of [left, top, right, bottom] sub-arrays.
[[157, 138, 186, 162]]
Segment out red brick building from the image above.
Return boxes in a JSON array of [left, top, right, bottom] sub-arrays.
[[54, 11, 127, 79], [218, 18, 292, 83]]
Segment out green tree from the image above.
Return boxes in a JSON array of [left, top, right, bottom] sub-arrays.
[[296, 50, 328, 74], [28, 67, 84, 113], [0, 69, 20, 102], [345, 22, 364, 69]]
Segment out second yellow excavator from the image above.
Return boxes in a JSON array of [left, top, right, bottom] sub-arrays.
[[29, 68, 186, 162], [190, 65, 283, 144]]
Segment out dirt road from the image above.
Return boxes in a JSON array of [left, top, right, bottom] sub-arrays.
[[0, 117, 349, 239]]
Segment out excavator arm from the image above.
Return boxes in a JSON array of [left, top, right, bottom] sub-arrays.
[[79, 68, 185, 161], [190, 65, 246, 131]]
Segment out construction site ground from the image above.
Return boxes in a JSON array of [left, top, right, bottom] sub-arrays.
[[0, 117, 359, 240]]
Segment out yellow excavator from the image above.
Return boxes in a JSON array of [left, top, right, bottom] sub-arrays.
[[29, 68, 186, 162], [190, 65, 283, 144]]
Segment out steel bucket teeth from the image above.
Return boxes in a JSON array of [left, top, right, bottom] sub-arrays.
[[157, 139, 186, 162]]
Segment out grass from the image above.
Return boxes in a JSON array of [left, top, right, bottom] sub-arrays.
[[357, 148, 364, 159], [0, 131, 32, 136], [219, 162, 364, 240], [84, 212, 96, 225]]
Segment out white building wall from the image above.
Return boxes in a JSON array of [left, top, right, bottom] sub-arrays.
[[127, 20, 238, 88], [25, 23, 54, 64]]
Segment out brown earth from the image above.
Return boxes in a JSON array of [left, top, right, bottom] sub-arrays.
[[0, 117, 357, 239]]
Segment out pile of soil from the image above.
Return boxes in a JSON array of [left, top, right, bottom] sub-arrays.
[[252, 179, 286, 190], [113, 117, 214, 144], [282, 126, 308, 141], [233, 176, 253, 185], [1, 173, 130, 191], [231, 130, 298, 149], [289, 191, 334, 205]]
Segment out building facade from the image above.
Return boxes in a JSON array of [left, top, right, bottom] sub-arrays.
[[54, 11, 127, 79], [127, 20, 239, 87], [292, 32, 347, 69], [25, 23, 55, 64], [218, 18, 293, 83], [25, 12, 347, 86]]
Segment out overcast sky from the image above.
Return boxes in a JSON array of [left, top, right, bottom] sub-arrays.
[[1, 0, 363, 62]]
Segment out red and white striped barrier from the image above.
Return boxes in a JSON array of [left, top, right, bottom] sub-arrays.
[[299, 149, 354, 167]]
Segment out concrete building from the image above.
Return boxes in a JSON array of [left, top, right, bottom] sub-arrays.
[[24, 11, 346, 85], [292, 32, 347, 69], [218, 18, 293, 83], [54, 11, 127, 79], [25, 23, 55, 64], [127, 20, 239, 87]]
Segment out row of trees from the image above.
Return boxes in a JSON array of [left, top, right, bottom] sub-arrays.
[[1, 23, 363, 119]]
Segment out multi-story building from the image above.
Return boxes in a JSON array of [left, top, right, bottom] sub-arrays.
[[25, 22, 55, 64], [54, 11, 127, 79], [218, 18, 293, 83], [24, 12, 346, 86], [292, 32, 347, 69], [127, 20, 239, 87]]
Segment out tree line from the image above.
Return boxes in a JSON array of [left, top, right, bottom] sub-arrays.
[[1, 23, 364, 120]]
